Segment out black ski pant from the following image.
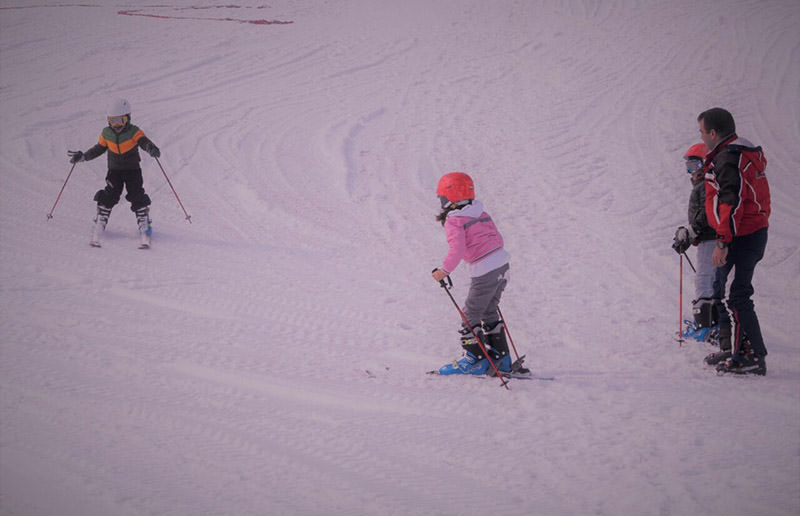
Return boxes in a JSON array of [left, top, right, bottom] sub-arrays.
[[94, 167, 151, 212], [713, 227, 768, 358]]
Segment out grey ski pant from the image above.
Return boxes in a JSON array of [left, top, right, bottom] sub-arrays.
[[462, 264, 509, 328]]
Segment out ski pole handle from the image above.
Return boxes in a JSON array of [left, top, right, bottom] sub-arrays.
[[432, 268, 453, 288]]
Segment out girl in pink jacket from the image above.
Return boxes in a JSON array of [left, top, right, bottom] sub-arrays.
[[432, 172, 512, 375]]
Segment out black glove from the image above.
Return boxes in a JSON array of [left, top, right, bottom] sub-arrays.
[[672, 226, 691, 254], [68, 150, 84, 164], [147, 144, 160, 159]]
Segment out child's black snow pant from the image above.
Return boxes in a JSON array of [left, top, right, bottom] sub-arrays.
[[94, 167, 151, 211]]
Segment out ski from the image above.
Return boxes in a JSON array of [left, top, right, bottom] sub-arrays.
[[501, 372, 555, 381], [715, 369, 760, 377], [489, 370, 555, 381], [426, 354, 554, 381], [425, 369, 554, 381]]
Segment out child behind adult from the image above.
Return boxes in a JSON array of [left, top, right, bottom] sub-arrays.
[[672, 143, 720, 343], [431, 172, 513, 375]]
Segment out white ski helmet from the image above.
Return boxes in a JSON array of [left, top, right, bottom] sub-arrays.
[[107, 98, 131, 118]]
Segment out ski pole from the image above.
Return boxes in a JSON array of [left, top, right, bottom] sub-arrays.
[[496, 306, 521, 362], [678, 253, 684, 346], [436, 274, 509, 389], [46, 162, 77, 220], [154, 157, 192, 223], [682, 251, 697, 273]]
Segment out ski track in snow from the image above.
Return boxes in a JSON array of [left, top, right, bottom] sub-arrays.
[[2, 1, 800, 515]]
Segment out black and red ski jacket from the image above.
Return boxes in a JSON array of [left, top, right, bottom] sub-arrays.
[[704, 134, 771, 244]]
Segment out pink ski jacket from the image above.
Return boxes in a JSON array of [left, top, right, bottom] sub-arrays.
[[441, 200, 510, 278]]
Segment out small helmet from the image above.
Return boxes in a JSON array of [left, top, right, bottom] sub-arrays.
[[108, 98, 131, 118], [437, 172, 475, 207], [107, 98, 131, 132], [683, 142, 708, 161]]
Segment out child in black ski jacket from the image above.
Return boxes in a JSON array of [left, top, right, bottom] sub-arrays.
[[68, 98, 160, 246]]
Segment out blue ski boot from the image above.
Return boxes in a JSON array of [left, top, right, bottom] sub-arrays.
[[685, 298, 720, 342], [438, 350, 492, 375], [439, 325, 492, 375], [682, 319, 719, 343]]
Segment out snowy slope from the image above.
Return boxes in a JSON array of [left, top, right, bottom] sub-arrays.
[[1, 1, 799, 515]]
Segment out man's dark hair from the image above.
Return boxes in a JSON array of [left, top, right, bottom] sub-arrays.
[[698, 107, 736, 136]]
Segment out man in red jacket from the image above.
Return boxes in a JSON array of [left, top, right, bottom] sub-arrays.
[[698, 108, 770, 375]]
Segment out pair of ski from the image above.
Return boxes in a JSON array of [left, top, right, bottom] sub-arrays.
[[427, 355, 555, 382], [90, 227, 151, 249]]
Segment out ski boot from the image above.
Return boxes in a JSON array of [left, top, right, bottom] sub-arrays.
[[704, 327, 732, 365], [682, 320, 719, 343], [716, 348, 766, 376], [438, 325, 492, 375], [90, 205, 111, 247], [135, 207, 152, 249], [705, 329, 752, 366], [684, 299, 719, 342], [482, 320, 513, 373]]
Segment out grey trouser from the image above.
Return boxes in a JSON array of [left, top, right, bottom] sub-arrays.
[[462, 264, 509, 328], [694, 239, 716, 300]]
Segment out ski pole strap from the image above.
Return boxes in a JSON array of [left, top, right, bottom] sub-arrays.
[[682, 252, 697, 273]]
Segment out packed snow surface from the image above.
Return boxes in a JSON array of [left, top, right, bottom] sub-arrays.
[[1, 1, 799, 515]]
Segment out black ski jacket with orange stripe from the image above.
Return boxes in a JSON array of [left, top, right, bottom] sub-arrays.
[[83, 124, 158, 170]]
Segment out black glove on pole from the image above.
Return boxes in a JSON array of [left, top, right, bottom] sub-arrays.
[[672, 226, 691, 254]]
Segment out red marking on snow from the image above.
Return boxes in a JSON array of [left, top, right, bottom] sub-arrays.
[[118, 5, 293, 25], [0, 4, 293, 25], [0, 4, 102, 9]]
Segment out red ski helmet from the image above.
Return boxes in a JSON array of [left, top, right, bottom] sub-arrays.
[[437, 172, 475, 205], [684, 142, 708, 160]]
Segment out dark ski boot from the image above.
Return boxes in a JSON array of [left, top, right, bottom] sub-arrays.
[[704, 327, 732, 365], [90, 204, 111, 247], [716, 352, 766, 376], [482, 320, 512, 373], [135, 207, 152, 249]]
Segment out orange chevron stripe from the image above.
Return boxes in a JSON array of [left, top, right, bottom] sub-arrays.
[[98, 129, 145, 155]]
